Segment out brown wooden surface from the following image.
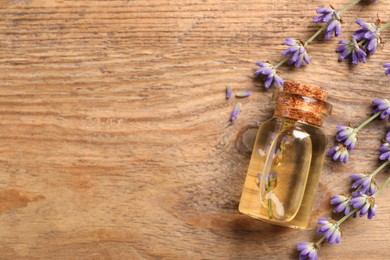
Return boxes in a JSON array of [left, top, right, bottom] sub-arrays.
[[0, 0, 389, 259]]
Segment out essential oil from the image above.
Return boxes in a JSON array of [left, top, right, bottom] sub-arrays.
[[239, 81, 332, 229]]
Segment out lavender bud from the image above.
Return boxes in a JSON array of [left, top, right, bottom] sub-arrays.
[[230, 103, 241, 122], [226, 86, 232, 99], [235, 90, 251, 98]]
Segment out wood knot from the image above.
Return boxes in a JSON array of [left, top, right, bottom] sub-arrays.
[[235, 125, 258, 157]]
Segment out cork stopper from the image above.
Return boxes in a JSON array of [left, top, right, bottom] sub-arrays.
[[283, 81, 328, 101], [273, 81, 332, 126]]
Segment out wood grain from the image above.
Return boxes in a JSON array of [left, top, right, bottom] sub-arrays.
[[0, 0, 389, 259]]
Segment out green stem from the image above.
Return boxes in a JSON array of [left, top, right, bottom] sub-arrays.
[[268, 198, 273, 218], [337, 208, 359, 225], [304, 22, 329, 47], [354, 111, 381, 132], [273, 56, 290, 69], [315, 236, 326, 247], [378, 22, 390, 33], [374, 174, 390, 197], [369, 160, 390, 178], [339, 0, 361, 15], [357, 39, 365, 45]]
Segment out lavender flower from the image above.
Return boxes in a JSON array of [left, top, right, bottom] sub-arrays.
[[254, 62, 284, 88], [379, 132, 390, 160], [258, 147, 268, 156], [313, 7, 342, 39], [257, 172, 278, 190], [297, 242, 318, 260], [379, 142, 390, 160], [372, 98, 390, 121], [230, 103, 241, 122], [385, 131, 390, 143], [354, 19, 381, 55], [235, 90, 251, 98], [226, 86, 232, 99], [384, 63, 390, 76], [336, 125, 357, 150], [330, 194, 353, 215], [349, 173, 377, 196], [350, 194, 377, 219], [282, 38, 310, 67], [317, 218, 341, 244], [336, 37, 367, 65], [265, 172, 278, 190], [327, 144, 349, 163]]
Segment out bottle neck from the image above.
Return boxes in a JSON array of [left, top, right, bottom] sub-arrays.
[[273, 109, 324, 127]]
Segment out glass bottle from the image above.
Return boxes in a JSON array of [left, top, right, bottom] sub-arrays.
[[238, 81, 332, 229]]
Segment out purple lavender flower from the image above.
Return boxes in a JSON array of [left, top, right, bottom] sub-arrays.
[[313, 8, 342, 39], [282, 38, 310, 68], [379, 142, 390, 160], [235, 90, 251, 98], [230, 103, 241, 122], [379, 132, 390, 160], [372, 98, 390, 121], [349, 173, 377, 196], [254, 62, 284, 88], [354, 19, 381, 55], [327, 144, 349, 163], [350, 194, 377, 219], [336, 37, 367, 65], [265, 172, 278, 190], [384, 63, 390, 76], [258, 147, 269, 156], [317, 218, 341, 244], [297, 242, 318, 260], [385, 131, 390, 143], [330, 194, 353, 215], [257, 172, 278, 190], [226, 86, 232, 99], [336, 125, 357, 150]]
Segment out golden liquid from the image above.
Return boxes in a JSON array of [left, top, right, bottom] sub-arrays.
[[238, 117, 327, 229]]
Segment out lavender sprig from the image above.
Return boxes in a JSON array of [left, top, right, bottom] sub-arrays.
[[337, 20, 390, 64], [255, 0, 372, 89], [299, 130, 390, 259], [298, 158, 390, 259], [327, 110, 382, 163]]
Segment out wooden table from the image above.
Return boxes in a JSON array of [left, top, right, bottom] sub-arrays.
[[0, 0, 389, 259]]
